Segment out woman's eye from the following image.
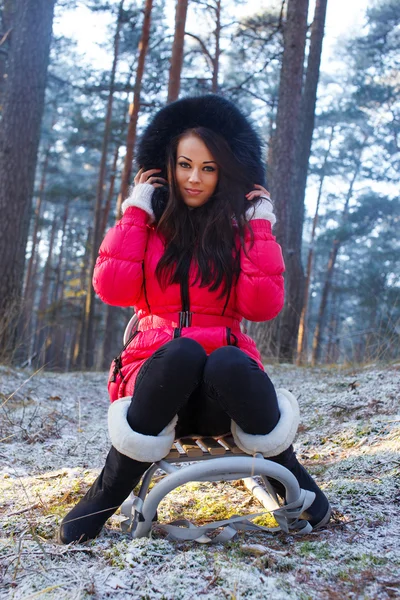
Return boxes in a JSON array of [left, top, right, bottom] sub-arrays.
[[178, 162, 216, 172]]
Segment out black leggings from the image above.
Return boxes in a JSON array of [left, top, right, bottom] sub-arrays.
[[127, 337, 280, 439]]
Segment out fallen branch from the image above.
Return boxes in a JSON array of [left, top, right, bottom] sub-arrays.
[[6, 503, 40, 517]]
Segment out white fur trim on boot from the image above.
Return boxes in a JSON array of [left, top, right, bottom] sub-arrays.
[[121, 183, 155, 222], [247, 198, 276, 225], [108, 397, 177, 462], [231, 388, 300, 457]]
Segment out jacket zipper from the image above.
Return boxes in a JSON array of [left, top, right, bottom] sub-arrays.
[[175, 269, 192, 337], [179, 268, 192, 328]]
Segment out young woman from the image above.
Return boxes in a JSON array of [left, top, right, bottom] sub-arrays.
[[59, 95, 330, 544]]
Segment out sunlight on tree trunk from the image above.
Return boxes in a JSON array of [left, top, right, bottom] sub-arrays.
[[269, 0, 309, 361], [119, 0, 154, 208], [167, 0, 189, 102]]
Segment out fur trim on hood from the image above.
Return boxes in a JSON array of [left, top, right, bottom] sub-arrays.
[[135, 95, 266, 221]]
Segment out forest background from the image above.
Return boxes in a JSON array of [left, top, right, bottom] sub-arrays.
[[0, 0, 399, 373]]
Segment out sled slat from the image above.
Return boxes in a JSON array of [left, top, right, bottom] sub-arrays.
[[199, 437, 226, 455], [166, 443, 180, 460], [179, 437, 204, 458], [219, 435, 242, 454]]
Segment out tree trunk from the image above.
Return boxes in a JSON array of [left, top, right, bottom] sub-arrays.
[[311, 152, 364, 365], [74, 226, 93, 369], [311, 241, 341, 366], [276, 0, 328, 362], [24, 149, 50, 300], [32, 198, 69, 368], [293, 0, 329, 364], [34, 214, 58, 365], [295, 0, 328, 203], [52, 199, 70, 306], [325, 286, 339, 364], [0, 0, 14, 105], [118, 0, 154, 208], [19, 136, 56, 362], [296, 124, 335, 365], [268, 0, 309, 362], [82, 0, 124, 369], [212, 0, 221, 93], [24, 233, 41, 366], [167, 0, 189, 103], [0, 0, 56, 359], [101, 144, 120, 239], [48, 202, 70, 370]]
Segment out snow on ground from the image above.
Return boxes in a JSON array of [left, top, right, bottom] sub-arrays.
[[0, 363, 399, 599]]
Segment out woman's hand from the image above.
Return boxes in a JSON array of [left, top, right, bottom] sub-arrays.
[[244, 184, 276, 225], [121, 169, 166, 219], [134, 168, 167, 189], [245, 184, 270, 203]]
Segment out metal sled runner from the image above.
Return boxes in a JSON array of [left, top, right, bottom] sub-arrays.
[[120, 433, 316, 543]]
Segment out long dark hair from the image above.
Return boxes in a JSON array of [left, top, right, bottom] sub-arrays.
[[155, 127, 255, 301]]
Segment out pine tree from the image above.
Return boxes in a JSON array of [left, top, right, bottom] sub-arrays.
[[0, 0, 56, 359]]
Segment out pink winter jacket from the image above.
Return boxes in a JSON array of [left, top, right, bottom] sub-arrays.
[[93, 204, 285, 401]]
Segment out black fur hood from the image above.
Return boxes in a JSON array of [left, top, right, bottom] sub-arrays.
[[135, 95, 266, 221]]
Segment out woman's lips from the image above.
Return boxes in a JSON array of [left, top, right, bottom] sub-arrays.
[[185, 188, 202, 195]]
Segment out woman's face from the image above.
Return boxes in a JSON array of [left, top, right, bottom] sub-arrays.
[[175, 134, 219, 208]]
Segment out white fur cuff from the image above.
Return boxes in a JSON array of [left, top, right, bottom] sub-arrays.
[[121, 183, 155, 222], [247, 198, 276, 226], [231, 389, 300, 457], [108, 397, 177, 462]]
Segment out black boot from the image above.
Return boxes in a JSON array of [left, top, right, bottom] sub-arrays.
[[268, 445, 331, 529], [59, 446, 151, 543]]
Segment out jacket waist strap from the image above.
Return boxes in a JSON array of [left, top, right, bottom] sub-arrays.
[[138, 314, 241, 331]]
